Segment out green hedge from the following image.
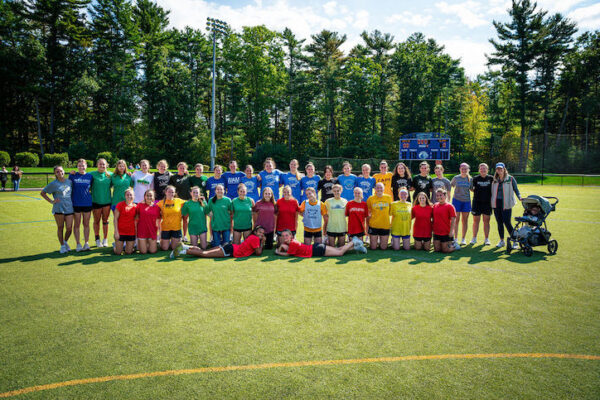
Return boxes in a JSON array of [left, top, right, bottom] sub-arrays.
[[0, 151, 10, 166], [15, 152, 39, 167], [42, 153, 69, 167], [96, 151, 117, 167]]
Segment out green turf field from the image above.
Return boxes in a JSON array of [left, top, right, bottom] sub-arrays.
[[1, 185, 599, 399]]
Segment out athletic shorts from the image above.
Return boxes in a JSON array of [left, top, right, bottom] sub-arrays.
[[326, 231, 346, 238], [304, 230, 322, 239], [54, 212, 74, 216], [73, 205, 93, 213], [433, 234, 453, 243], [111, 205, 117, 211], [471, 201, 492, 216], [92, 202, 111, 210], [392, 234, 411, 239], [220, 243, 234, 257], [161, 230, 182, 240], [414, 236, 431, 242], [368, 227, 390, 236], [119, 234, 136, 242], [277, 230, 296, 237], [452, 198, 471, 213], [234, 228, 251, 233], [348, 232, 364, 238], [312, 243, 326, 257]]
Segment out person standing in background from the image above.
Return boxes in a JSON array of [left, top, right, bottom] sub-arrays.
[[11, 165, 22, 191], [355, 164, 376, 201], [0, 166, 8, 191], [491, 162, 522, 249]]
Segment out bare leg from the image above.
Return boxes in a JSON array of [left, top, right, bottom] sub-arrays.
[[199, 232, 207, 249], [304, 236, 313, 245], [323, 241, 355, 256], [92, 208, 102, 238], [82, 211, 91, 243], [187, 246, 226, 258], [170, 238, 181, 250], [442, 241, 454, 253], [124, 241, 135, 254], [242, 230, 251, 240], [460, 212, 469, 241], [423, 240, 431, 251], [314, 236, 322, 244], [114, 240, 124, 255], [182, 215, 188, 239], [337, 235, 346, 247], [233, 231, 243, 244], [402, 237, 411, 250], [369, 235, 378, 250], [379, 235, 389, 250], [138, 239, 148, 254], [160, 239, 171, 251], [328, 235, 336, 247], [483, 214, 491, 239], [64, 215, 73, 242], [190, 235, 199, 247], [414, 240, 423, 250], [434, 240, 442, 252], [148, 239, 157, 254], [392, 236, 400, 250], [73, 212, 82, 245], [101, 206, 110, 239], [54, 214, 65, 245], [472, 215, 481, 239]]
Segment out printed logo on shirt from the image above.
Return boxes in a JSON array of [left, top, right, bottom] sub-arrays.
[[372, 201, 390, 210], [244, 181, 255, 192], [137, 179, 151, 185], [264, 174, 279, 185]]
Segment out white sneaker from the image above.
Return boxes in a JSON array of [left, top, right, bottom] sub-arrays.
[[470, 238, 477, 245], [460, 238, 467, 246], [65, 243, 71, 252], [76, 243, 83, 252], [497, 240, 505, 248], [82, 242, 91, 251], [182, 236, 189, 243], [484, 238, 491, 245], [96, 239, 102, 248], [59, 244, 68, 254], [453, 242, 461, 250], [102, 238, 108, 247]]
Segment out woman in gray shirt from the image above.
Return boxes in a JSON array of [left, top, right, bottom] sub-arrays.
[[41, 166, 74, 254], [450, 163, 473, 248]]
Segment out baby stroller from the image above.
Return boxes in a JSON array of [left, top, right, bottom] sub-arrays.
[[507, 195, 558, 257]]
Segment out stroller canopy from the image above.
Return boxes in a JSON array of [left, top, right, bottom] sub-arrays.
[[521, 195, 552, 215]]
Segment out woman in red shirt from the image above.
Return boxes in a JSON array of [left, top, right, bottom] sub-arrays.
[[136, 190, 161, 254], [276, 185, 299, 245], [275, 229, 367, 257], [114, 188, 137, 255], [345, 187, 368, 241], [170, 226, 266, 259], [432, 188, 457, 253], [411, 191, 433, 251]]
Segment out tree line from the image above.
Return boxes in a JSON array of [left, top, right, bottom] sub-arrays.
[[1, 0, 598, 172]]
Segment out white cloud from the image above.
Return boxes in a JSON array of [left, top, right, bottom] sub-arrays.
[[440, 38, 495, 77], [537, 0, 586, 14], [386, 11, 434, 27], [568, 3, 600, 29], [323, 1, 337, 16], [353, 10, 370, 30], [435, 1, 488, 28]]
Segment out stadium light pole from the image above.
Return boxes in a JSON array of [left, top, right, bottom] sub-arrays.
[[206, 17, 228, 171]]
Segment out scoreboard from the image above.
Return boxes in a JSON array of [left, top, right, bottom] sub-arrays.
[[399, 133, 451, 161]]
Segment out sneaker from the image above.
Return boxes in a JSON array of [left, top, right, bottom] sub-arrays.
[[470, 238, 477, 245], [453, 242, 462, 251], [102, 238, 108, 247], [484, 238, 491, 245], [170, 242, 184, 259], [59, 244, 68, 254], [497, 240, 505, 248], [76, 243, 83, 252], [182, 236, 189, 243], [460, 238, 467, 246], [65, 243, 71, 252], [96, 239, 102, 248], [83, 242, 91, 251]]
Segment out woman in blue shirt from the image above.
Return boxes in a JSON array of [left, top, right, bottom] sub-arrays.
[[258, 158, 282, 200], [281, 159, 302, 201], [300, 162, 320, 203], [223, 160, 245, 199], [69, 159, 93, 252], [241, 164, 260, 202], [336, 161, 357, 201]]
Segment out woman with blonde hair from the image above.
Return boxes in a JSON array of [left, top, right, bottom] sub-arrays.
[[91, 158, 112, 247], [253, 186, 277, 249], [111, 160, 132, 212], [113, 187, 137, 255], [158, 185, 186, 251], [491, 162, 522, 248]]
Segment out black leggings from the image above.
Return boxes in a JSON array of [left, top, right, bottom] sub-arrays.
[[493, 199, 513, 239], [264, 231, 274, 249]]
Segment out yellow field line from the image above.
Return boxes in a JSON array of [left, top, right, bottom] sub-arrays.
[[1, 353, 598, 398]]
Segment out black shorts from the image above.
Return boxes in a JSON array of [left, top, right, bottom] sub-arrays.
[[234, 228, 251, 233], [119, 234, 136, 242], [433, 234, 453, 243], [312, 243, 326, 257], [92, 202, 111, 210], [220, 243, 234, 257], [472, 201, 492, 216], [73, 205, 93, 213], [413, 236, 432, 242], [304, 230, 322, 238], [277, 230, 296, 237], [326, 231, 346, 238], [348, 232, 364, 238], [161, 230, 182, 240], [368, 227, 390, 236]]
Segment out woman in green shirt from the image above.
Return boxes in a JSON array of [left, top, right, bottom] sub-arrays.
[[189, 163, 208, 199], [91, 158, 113, 248], [181, 186, 209, 249], [231, 183, 254, 244], [111, 160, 132, 214], [207, 184, 233, 247]]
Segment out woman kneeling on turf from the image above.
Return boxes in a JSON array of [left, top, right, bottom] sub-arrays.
[[114, 188, 137, 255], [432, 188, 458, 253], [275, 229, 367, 257], [171, 225, 266, 259]]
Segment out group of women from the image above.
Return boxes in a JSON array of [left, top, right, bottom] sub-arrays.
[[40, 157, 522, 257]]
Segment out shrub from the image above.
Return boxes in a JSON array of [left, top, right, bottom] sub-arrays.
[[0, 151, 10, 167], [15, 152, 39, 167], [42, 153, 69, 167], [250, 143, 290, 170], [96, 151, 117, 167], [85, 159, 94, 168]]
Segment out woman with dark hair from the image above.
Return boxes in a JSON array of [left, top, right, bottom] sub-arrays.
[[111, 160, 132, 213], [412, 161, 433, 200], [154, 160, 172, 202], [241, 165, 260, 202], [432, 188, 457, 253], [470, 163, 494, 245], [91, 158, 112, 248], [11, 165, 22, 191], [69, 159, 93, 251], [231, 183, 254, 244], [113, 188, 137, 255], [300, 162, 320, 204], [223, 160, 245, 199], [136, 190, 161, 254], [181, 186, 209, 249], [281, 159, 303, 201], [253, 186, 277, 249], [131, 159, 154, 204], [317, 165, 336, 201], [158, 185, 186, 251], [411, 191, 433, 251], [207, 184, 233, 247], [169, 162, 191, 200], [391, 162, 412, 202], [41, 165, 74, 253], [188, 163, 208, 199], [258, 158, 282, 200], [337, 161, 357, 201], [491, 162, 522, 248]]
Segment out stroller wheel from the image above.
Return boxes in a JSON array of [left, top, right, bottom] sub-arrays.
[[523, 246, 533, 257], [547, 240, 558, 255]]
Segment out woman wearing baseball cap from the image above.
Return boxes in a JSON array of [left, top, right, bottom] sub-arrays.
[[491, 162, 521, 248]]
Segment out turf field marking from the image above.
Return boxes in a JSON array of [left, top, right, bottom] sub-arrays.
[[0, 220, 54, 226], [1, 353, 598, 398], [552, 219, 600, 224], [11, 193, 41, 200]]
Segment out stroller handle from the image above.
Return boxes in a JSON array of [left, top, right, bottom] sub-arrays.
[[545, 196, 559, 206]]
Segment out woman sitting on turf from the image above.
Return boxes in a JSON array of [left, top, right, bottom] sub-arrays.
[[432, 188, 458, 253], [113, 188, 137, 255], [171, 225, 266, 259], [275, 229, 367, 257]]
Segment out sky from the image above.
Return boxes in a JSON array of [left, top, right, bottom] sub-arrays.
[[155, 0, 600, 78]]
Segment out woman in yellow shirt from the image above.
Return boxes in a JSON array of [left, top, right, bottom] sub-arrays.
[[366, 182, 392, 250], [373, 160, 393, 197], [391, 188, 412, 250], [158, 185, 186, 251]]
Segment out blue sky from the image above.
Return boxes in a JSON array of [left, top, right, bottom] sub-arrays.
[[156, 0, 600, 77]]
